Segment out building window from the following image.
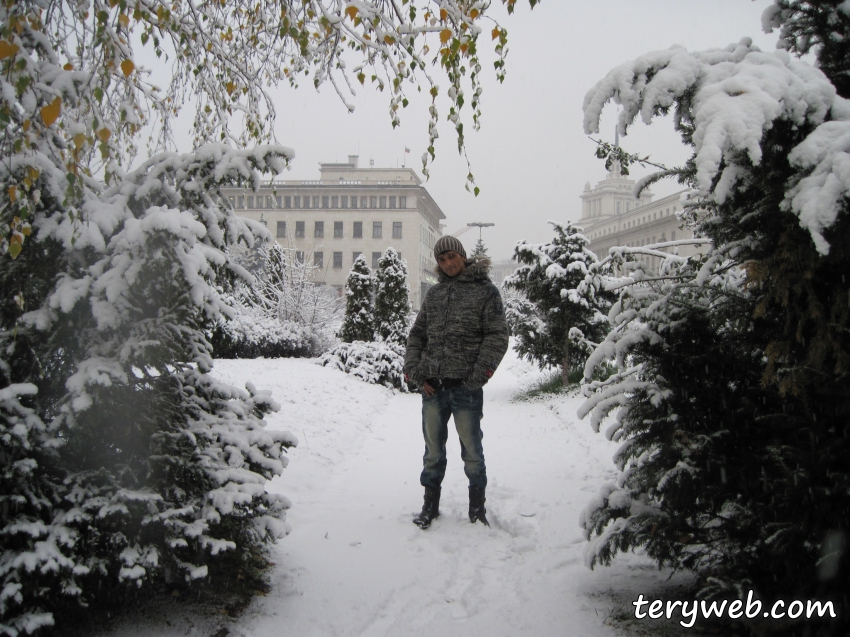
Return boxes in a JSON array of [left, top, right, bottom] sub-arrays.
[[350, 196, 357, 209], [353, 221, 363, 238], [267, 196, 274, 208], [672, 231, 676, 241], [276, 196, 282, 208], [284, 196, 292, 209], [370, 196, 377, 208], [353, 251, 362, 263], [296, 250, 304, 263], [247, 196, 254, 208], [294, 195, 301, 208], [389, 196, 397, 208], [322, 196, 329, 208], [373, 221, 382, 238], [314, 221, 324, 238], [334, 221, 343, 238], [237, 196, 244, 209], [331, 196, 338, 208], [393, 222, 402, 239], [361, 196, 368, 208], [372, 251, 381, 269], [276, 221, 286, 238], [341, 196, 349, 209], [228, 196, 235, 208], [314, 251, 324, 268], [333, 251, 343, 268], [400, 196, 406, 208], [380, 196, 387, 208], [295, 221, 305, 238], [313, 196, 320, 208]]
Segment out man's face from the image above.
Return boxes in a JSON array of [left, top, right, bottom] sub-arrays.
[[437, 250, 466, 277]]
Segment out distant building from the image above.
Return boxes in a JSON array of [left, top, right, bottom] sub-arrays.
[[489, 259, 518, 287], [580, 163, 702, 271], [220, 156, 445, 309]]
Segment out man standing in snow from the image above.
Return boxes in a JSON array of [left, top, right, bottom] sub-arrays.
[[404, 236, 509, 529]]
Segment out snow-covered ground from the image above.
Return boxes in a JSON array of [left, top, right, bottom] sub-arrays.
[[99, 347, 693, 637]]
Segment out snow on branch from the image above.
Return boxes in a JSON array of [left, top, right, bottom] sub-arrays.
[[584, 37, 849, 253]]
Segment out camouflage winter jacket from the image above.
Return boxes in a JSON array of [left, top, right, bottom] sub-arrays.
[[404, 258, 509, 390]]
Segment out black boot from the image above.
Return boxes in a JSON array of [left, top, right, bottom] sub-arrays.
[[469, 486, 489, 526], [413, 486, 441, 529]]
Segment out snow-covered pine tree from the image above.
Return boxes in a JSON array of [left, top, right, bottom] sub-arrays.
[[1, 145, 298, 633], [339, 255, 375, 343], [580, 30, 850, 615], [504, 222, 612, 386], [374, 248, 411, 346], [470, 237, 490, 260]]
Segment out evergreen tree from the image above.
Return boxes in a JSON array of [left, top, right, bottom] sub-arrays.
[[470, 237, 490, 260], [504, 222, 612, 386], [373, 248, 411, 346], [339, 255, 375, 343], [581, 33, 850, 619], [0, 147, 297, 634]]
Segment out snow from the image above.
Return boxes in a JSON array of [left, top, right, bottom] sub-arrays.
[[94, 345, 692, 637]]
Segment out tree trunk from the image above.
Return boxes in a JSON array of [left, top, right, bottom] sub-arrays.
[[562, 326, 570, 387]]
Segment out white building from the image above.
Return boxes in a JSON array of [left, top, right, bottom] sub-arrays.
[[221, 156, 445, 309], [580, 164, 702, 271]]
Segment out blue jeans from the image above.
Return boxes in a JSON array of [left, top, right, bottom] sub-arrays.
[[420, 386, 487, 490]]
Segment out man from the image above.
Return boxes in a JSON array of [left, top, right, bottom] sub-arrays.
[[404, 236, 509, 529]]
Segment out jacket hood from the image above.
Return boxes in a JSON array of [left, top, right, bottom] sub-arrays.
[[435, 256, 492, 283]]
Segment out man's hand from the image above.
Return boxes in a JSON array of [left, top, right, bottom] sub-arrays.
[[422, 381, 436, 397]]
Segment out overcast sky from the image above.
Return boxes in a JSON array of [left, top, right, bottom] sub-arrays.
[[171, 0, 784, 260]]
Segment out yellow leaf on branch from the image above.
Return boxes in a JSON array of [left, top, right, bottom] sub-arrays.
[[73, 133, 86, 148], [64, 62, 74, 71], [8, 242, 22, 259], [118, 13, 130, 28], [439, 8, 447, 21], [439, 29, 451, 44], [384, 35, 395, 45], [0, 40, 19, 60], [8, 185, 17, 202], [97, 128, 111, 142], [120, 59, 135, 76], [491, 27, 500, 40], [345, 6, 358, 20], [41, 97, 61, 128]]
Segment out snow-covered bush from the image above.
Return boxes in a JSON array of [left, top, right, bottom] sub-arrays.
[[579, 21, 850, 612], [210, 311, 319, 359], [319, 341, 410, 392], [373, 248, 411, 346], [212, 243, 341, 358]]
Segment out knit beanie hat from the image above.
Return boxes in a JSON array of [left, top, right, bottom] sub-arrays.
[[433, 235, 466, 260]]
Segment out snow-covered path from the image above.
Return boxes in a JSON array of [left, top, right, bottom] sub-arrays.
[[207, 351, 668, 637], [101, 350, 688, 637]]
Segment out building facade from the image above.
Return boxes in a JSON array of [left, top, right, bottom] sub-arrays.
[[580, 163, 702, 271], [220, 156, 445, 309]]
